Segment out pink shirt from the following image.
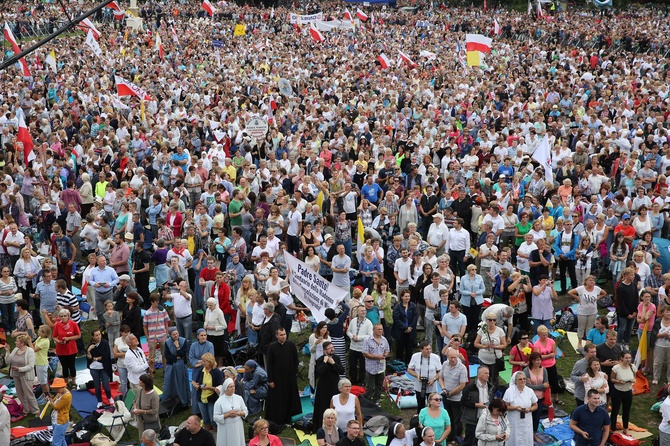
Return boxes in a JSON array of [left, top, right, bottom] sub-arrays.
[[637, 302, 656, 331]]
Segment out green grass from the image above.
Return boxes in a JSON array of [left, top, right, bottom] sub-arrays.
[[4, 293, 663, 443]]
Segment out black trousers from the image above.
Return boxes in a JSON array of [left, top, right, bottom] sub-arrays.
[[557, 258, 577, 293], [610, 387, 633, 430], [463, 303, 481, 335], [349, 349, 366, 385], [444, 399, 463, 440], [449, 249, 467, 277], [395, 332, 414, 365], [463, 422, 477, 446]]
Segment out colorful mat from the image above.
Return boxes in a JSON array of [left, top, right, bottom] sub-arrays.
[[290, 395, 314, 423], [295, 430, 318, 446]]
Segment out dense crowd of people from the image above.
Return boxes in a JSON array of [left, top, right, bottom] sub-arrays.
[[4, 0, 670, 445]]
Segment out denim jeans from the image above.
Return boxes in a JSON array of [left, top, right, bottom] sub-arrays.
[[53, 421, 69, 446], [617, 316, 635, 345], [90, 368, 112, 403], [176, 315, 193, 343], [533, 319, 552, 333], [0, 302, 15, 332], [198, 400, 214, 425], [117, 366, 128, 397]]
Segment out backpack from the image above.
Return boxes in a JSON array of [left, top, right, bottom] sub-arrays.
[[555, 307, 576, 331], [609, 433, 640, 446], [657, 384, 669, 401], [598, 294, 614, 309], [363, 415, 390, 437], [4, 396, 23, 417], [292, 413, 314, 433]]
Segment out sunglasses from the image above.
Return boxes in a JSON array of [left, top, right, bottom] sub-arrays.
[[487, 319, 496, 322], [365, 300, 373, 303]]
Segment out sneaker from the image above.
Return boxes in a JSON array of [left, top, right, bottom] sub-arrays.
[[129, 420, 137, 427], [97, 402, 103, 409]]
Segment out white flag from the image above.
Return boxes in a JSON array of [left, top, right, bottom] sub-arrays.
[[532, 134, 553, 184], [85, 30, 103, 57]]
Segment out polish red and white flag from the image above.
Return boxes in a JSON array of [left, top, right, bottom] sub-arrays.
[[77, 18, 101, 40], [156, 35, 164, 60], [202, 0, 216, 16], [106, 1, 122, 11], [3, 23, 31, 77], [344, 9, 353, 21], [356, 8, 368, 21], [377, 53, 390, 69], [398, 50, 417, 68], [115, 75, 152, 101], [16, 108, 35, 165], [309, 23, 325, 43]]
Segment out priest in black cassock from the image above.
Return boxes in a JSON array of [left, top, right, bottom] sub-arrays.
[[312, 341, 345, 433], [265, 327, 302, 425]]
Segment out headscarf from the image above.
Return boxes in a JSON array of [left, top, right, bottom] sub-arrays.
[[168, 326, 178, 336], [222, 378, 234, 395], [196, 328, 206, 337], [245, 359, 258, 370]]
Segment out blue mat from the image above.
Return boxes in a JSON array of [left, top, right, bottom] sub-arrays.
[[75, 356, 88, 371], [70, 390, 99, 417]]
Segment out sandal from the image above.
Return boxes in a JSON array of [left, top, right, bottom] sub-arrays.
[[554, 399, 564, 405]]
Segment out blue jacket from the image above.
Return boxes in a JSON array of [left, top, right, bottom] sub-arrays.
[[392, 302, 418, 342], [553, 230, 580, 260], [459, 274, 486, 306]]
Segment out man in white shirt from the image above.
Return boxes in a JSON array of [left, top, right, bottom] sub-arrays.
[[481, 203, 505, 243], [427, 213, 449, 256], [423, 273, 447, 348], [3, 223, 24, 265], [169, 279, 193, 343], [516, 233, 537, 275], [251, 235, 275, 262], [346, 305, 373, 386], [286, 200, 302, 257], [393, 248, 412, 294], [407, 341, 442, 413], [124, 334, 150, 395], [448, 218, 471, 277]]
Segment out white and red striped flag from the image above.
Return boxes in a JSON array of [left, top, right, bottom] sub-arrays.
[[344, 9, 353, 21], [267, 96, 276, 124], [202, 0, 216, 16], [113, 10, 126, 20], [377, 53, 390, 69], [465, 34, 492, 53], [537, 1, 543, 17], [16, 108, 35, 165], [156, 35, 164, 59], [494, 18, 501, 35], [77, 18, 101, 40], [114, 75, 152, 101], [171, 26, 179, 43], [106, 1, 121, 11], [356, 8, 368, 21], [3, 23, 31, 77], [398, 50, 417, 68], [309, 23, 325, 43]]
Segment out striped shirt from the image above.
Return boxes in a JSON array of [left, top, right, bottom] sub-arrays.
[[143, 307, 170, 342], [57, 290, 81, 323], [363, 335, 390, 375]]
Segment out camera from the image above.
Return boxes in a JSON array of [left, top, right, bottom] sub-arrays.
[[420, 377, 428, 395]]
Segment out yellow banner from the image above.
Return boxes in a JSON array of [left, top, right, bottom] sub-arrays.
[[234, 24, 246, 36]]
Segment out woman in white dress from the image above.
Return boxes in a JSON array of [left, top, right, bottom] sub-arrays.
[[213, 378, 248, 446], [502, 372, 538, 446]]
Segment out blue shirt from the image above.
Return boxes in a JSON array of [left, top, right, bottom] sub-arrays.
[[572, 403, 610, 446], [587, 328, 607, 346], [36, 280, 58, 313], [361, 183, 382, 204], [89, 266, 120, 293], [54, 235, 74, 260], [146, 203, 163, 225]]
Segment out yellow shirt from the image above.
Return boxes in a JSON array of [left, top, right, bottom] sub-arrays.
[[34, 337, 50, 366], [201, 370, 213, 403], [95, 181, 108, 198], [223, 164, 237, 182], [52, 391, 72, 424], [187, 236, 195, 255]]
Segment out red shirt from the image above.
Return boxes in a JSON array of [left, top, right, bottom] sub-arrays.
[[199, 267, 220, 282], [53, 320, 80, 356], [614, 223, 636, 248]]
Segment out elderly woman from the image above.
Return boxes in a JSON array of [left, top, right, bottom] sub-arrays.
[[503, 372, 538, 446], [204, 297, 227, 367], [189, 328, 214, 413], [474, 311, 507, 390], [13, 247, 42, 309], [460, 264, 485, 335], [317, 408, 345, 446], [243, 359, 269, 415], [475, 399, 510, 446], [53, 308, 81, 390], [223, 366, 245, 397], [133, 373, 160, 435], [213, 378, 248, 446], [5, 335, 39, 416], [79, 172, 94, 217], [163, 327, 191, 408], [192, 353, 223, 432], [249, 418, 282, 446], [330, 378, 364, 433]]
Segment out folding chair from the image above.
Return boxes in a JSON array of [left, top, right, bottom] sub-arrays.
[[158, 396, 182, 420], [107, 389, 135, 441], [227, 336, 249, 366], [79, 302, 91, 333]]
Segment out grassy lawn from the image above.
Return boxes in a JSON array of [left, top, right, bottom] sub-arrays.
[[4, 293, 663, 443]]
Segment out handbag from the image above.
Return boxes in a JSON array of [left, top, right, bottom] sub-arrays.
[[487, 332, 506, 371]]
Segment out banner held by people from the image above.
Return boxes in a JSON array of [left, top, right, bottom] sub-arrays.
[[285, 252, 347, 323]]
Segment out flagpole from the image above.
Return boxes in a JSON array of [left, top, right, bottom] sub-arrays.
[[0, 0, 115, 73]]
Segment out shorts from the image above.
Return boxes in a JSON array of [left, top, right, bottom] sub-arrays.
[[36, 364, 49, 385]]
